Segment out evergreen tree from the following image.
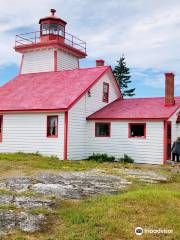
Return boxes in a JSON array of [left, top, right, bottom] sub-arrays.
[[113, 56, 135, 97]]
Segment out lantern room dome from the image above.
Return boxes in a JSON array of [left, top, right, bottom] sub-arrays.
[[39, 9, 67, 26], [39, 9, 67, 41]]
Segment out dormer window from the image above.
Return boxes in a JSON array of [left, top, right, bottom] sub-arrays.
[[103, 82, 109, 103]]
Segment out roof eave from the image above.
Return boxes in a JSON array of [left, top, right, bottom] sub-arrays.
[[0, 108, 67, 114], [86, 117, 168, 121]]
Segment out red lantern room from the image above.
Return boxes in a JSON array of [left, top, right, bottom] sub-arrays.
[[39, 9, 67, 43], [15, 9, 87, 64]]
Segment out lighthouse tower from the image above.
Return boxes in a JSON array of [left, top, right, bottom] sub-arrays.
[[15, 9, 87, 74]]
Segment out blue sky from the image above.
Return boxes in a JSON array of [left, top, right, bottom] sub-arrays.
[[0, 0, 180, 97]]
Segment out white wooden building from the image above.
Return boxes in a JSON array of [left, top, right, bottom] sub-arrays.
[[0, 9, 180, 164]]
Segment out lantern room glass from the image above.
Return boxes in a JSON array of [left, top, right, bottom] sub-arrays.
[[41, 23, 65, 37]]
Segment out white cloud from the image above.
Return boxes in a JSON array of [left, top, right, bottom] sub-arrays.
[[0, 0, 180, 90]]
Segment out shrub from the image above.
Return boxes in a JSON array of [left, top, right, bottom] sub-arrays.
[[88, 153, 115, 162], [119, 154, 134, 163], [50, 155, 59, 160]]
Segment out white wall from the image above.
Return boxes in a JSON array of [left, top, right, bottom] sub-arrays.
[[21, 48, 79, 74], [86, 121, 164, 164], [57, 50, 79, 71], [177, 124, 180, 137], [0, 113, 64, 159], [85, 71, 120, 116], [67, 97, 86, 160], [67, 71, 120, 160], [21, 48, 54, 74]]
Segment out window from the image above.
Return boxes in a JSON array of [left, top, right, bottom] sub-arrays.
[[102, 82, 109, 103], [47, 116, 58, 138], [41, 24, 49, 35], [41, 24, 65, 37], [95, 122, 111, 137], [0, 116, 3, 142], [129, 123, 146, 138]]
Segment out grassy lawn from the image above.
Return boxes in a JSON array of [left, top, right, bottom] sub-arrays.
[[0, 153, 179, 240]]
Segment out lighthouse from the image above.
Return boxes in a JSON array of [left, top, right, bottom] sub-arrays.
[[15, 9, 87, 74]]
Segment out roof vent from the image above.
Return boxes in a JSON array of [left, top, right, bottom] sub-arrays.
[[50, 9, 56, 16]]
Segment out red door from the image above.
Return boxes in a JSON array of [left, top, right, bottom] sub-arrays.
[[164, 121, 172, 162]]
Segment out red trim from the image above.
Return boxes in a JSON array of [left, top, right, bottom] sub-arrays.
[[87, 117, 166, 121], [95, 122, 111, 137], [176, 114, 180, 123], [19, 54, 24, 74], [128, 123, 146, 139], [0, 116, 3, 143], [47, 115, 58, 138], [15, 41, 86, 59], [108, 66, 123, 99], [54, 50, 57, 71], [102, 82, 109, 103], [167, 105, 180, 119], [64, 111, 68, 160], [0, 109, 66, 114], [163, 121, 172, 164], [163, 120, 167, 163]]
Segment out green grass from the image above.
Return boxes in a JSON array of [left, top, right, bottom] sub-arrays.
[[0, 153, 179, 240], [54, 185, 180, 240], [0, 152, 100, 175]]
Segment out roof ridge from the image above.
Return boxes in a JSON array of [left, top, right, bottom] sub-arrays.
[[121, 96, 180, 100], [19, 66, 109, 76]]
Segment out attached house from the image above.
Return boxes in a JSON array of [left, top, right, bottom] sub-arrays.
[[0, 9, 179, 164]]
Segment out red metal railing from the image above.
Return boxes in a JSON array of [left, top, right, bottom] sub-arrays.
[[15, 31, 86, 53]]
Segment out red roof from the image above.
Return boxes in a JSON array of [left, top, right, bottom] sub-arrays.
[[0, 66, 120, 112], [87, 97, 180, 120]]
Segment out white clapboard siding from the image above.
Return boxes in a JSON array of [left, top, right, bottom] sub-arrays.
[[85, 71, 120, 116], [86, 121, 164, 164], [67, 97, 87, 160], [67, 72, 120, 160], [177, 124, 180, 137], [0, 113, 64, 159], [57, 50, 79, 71], [169, 107, 180, 141], [21, 48, 54, 74]]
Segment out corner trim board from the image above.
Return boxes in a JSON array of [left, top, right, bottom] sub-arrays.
[[64, 111, 68, 160]]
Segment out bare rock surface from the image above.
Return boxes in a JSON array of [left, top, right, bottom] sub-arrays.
[[0, 176, 33, 192], [0, 168, 168, 234], [0, 210, 45, 233], [115, 168, 168, 183], [0, 194, 54, 209], [32, 171, 130, 199], [14, 196, 54, 209]]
